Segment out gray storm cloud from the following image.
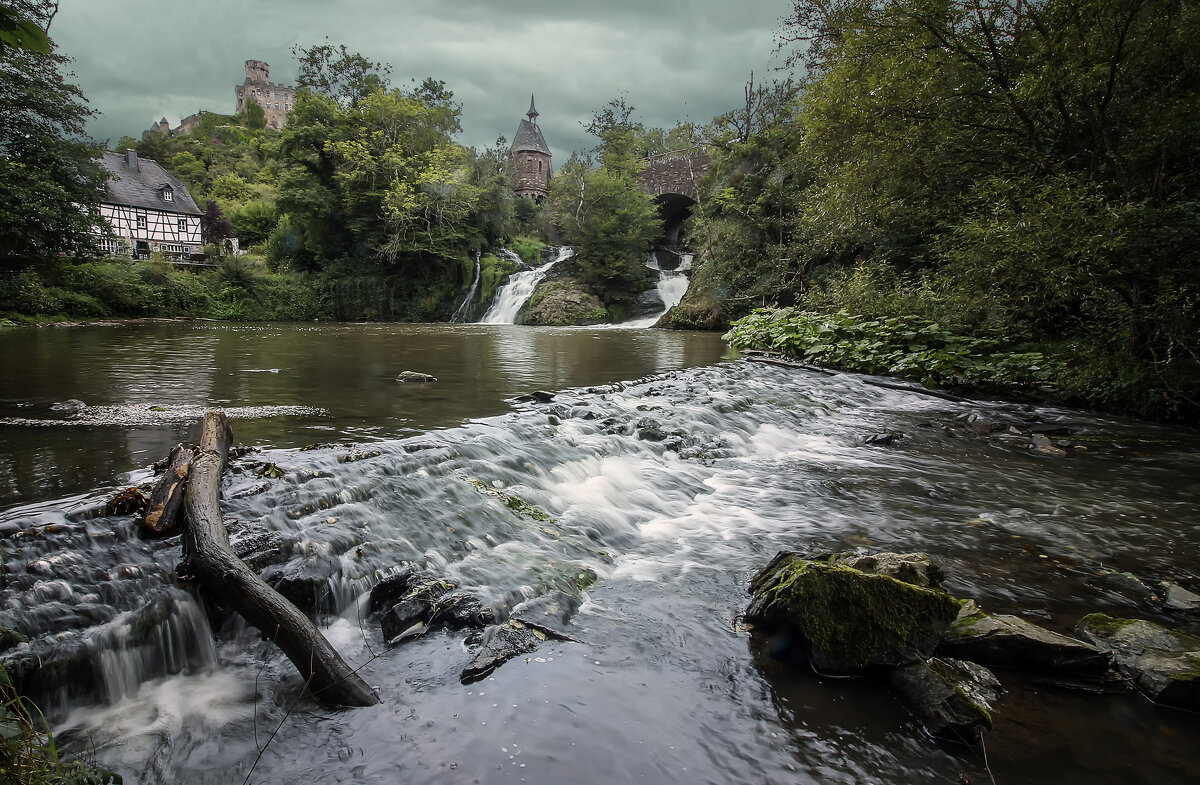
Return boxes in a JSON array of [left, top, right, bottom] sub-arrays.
[[50, 0, 787, 157]]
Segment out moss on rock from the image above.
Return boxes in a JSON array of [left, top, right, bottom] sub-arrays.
[[746, 553, 961, 673]]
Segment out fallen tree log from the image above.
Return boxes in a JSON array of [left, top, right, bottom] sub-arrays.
[[182, 411, 378, 707], [141, 443, 192, 537]]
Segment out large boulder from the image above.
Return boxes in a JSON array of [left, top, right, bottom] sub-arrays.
[[939, 608, 1112, 676], [746, 552, 961, 674], [1076, 614, 1200, 710], [890, 657, 1002, 740]]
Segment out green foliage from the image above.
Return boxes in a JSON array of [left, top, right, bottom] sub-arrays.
[[229, 200, 277, 249], [293, 40, 391, 109], [0, 3, 107, 264], [478, 252, 517, 305], [0, 4, 48, 56], [508, 236, 545, 265], [683, 0, 1200, 419], [548, 157, 659, 304], [240, 98, 266, 131], [726, 307, 1063, 389], [1, 665, 121, 784]]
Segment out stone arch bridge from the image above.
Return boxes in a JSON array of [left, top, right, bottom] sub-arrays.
[[639, 147, 711, 252]]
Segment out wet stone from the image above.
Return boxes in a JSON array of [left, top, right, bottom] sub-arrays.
[[396, 371, 437, 383], [1160, 581, 1200, 613], [890, 656, 1001, 741], [1076, 614, 1200, 711], [829, 552, 945, 590], [510, 590, 582, 638], [939, 612, 1112, 676], [261, 558, 341, 616], [381, 599, 433, 643], [460, 622, 541, 684], [428, 590, 495, 631], [367, 566, 424, 613]]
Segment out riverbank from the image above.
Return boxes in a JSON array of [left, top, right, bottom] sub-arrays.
[[725, 307, 1200, 424]]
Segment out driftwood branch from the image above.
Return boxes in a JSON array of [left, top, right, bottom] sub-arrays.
[[182, 411, 378, 707], [142, 443, 191, 537]]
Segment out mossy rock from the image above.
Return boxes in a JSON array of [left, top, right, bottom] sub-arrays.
[[1076, 613, 1200, 710], [746, 552, 961, 674], [0, 627, 29, 654], [890, 656, 1000, 740], [522, 279, 608, 326]]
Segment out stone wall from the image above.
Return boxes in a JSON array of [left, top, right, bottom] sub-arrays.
[[512, 150, 551, 199], [640, 150, 711, 200]]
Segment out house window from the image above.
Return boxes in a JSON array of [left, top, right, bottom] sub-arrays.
[[162, 189, 173, 202], [158, 243, 183, 254], [136, 214, 147, 230], [98, 237, 124, 256], [178, 217, 187, 232]]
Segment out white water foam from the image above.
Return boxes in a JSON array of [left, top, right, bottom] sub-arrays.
[[480, 247, 575, 324]]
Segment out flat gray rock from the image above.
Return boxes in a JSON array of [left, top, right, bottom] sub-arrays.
[[939, 612, 1111, 675]]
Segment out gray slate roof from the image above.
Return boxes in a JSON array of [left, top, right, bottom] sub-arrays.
[[99, 151, 202, 216], [512, 119, 551, 156]]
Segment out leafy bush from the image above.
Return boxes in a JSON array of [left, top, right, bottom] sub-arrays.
[[725, 308, 1061, 388]]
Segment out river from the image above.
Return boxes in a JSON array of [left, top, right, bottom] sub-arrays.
[[1, 322, 1198, 784]]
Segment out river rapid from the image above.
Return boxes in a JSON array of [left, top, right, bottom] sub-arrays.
[[1, 323, 1198, 784]]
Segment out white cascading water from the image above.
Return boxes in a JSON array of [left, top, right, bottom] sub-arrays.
[[451, 252, 482, 323], [619, 253, 692, 328], [480, 247, 575, 324]]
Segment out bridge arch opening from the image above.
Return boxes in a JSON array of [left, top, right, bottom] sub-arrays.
[[653, 192, 696, 262]]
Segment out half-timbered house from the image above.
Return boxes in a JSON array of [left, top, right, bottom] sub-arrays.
[[95, 150, 203, 259]]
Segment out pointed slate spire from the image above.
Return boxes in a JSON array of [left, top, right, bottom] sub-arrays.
[[527, 94, 539, 124]]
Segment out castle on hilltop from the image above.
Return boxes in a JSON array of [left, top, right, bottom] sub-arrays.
[[511, 96, 551, 200], [234, 60, 295, 131], [147, 59, 295, 137]]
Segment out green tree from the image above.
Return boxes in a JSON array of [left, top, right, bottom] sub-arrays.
[[0, 0, 106, 264], [240, 96, 266, 130], [293, 39, 391, 109]]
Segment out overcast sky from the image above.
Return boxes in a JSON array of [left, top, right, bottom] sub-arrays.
[[49, 0, 792, 162]]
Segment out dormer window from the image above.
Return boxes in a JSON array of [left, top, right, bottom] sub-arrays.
[[162, 188, 173, 202]]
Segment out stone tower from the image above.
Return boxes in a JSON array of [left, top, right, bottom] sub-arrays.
[[234, 60, 296, 131], [511, 95, 551, 200]]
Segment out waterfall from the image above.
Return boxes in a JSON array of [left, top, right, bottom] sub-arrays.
[[618, 254, 692, 328], [480, 247, 575, 324], [451, 252, 482, 323]]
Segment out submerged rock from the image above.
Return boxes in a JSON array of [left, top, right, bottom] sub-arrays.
[[746, 552, 961, 674], [510, 591, 582, 640], [396, 371, 437, 383], [460, 622, 541, 683], [262, 558, 342, 616], [1076, 614, 1200, 710], [890, 657, 1001, 740], [939, 611, 1112, 676]]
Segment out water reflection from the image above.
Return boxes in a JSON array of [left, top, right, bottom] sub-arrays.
[[0, 323, 731, 507]]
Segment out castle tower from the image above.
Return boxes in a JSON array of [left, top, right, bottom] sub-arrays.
[[511, 95, 551, 201], [234, 60, 296, 131]]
